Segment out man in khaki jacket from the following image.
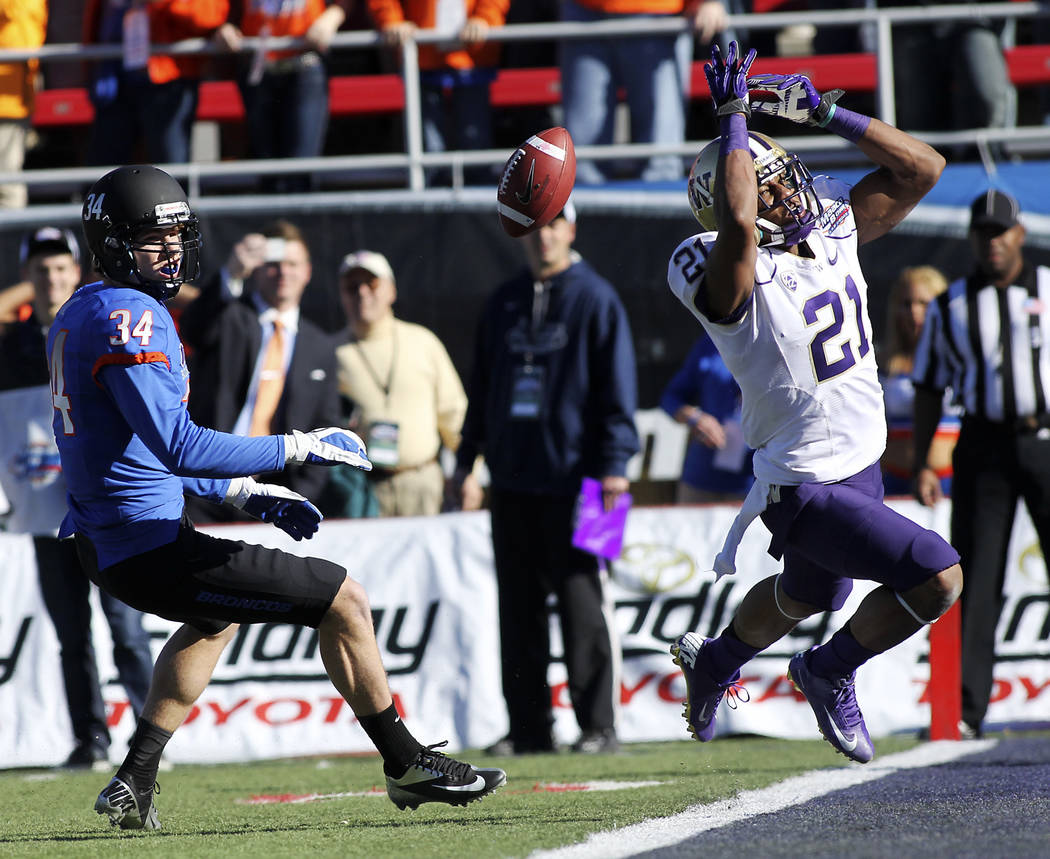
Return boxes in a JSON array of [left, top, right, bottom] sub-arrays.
[[336, 250, 468, 516]]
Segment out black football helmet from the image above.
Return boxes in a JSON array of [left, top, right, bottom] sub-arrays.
[[82, 165, 202, 301]]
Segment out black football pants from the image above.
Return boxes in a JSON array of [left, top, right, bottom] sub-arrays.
[[950, 419, 1050, 728]]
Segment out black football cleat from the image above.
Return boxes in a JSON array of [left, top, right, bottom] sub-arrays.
[[386, 742, 506, 810], [94, 775, 160, 830]]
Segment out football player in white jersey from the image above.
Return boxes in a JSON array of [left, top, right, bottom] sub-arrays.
[[667, 42, 964, 763]]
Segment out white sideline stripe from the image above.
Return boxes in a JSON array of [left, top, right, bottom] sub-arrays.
[[234, 779, 666, 805], [526, 134, 567, 161], [531, 740, 997, 858]]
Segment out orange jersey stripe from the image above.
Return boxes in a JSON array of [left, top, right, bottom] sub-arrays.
[[91, 351, 171, 386]]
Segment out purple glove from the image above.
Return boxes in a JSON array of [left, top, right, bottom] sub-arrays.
[[748, 72, 844, 126], [704, 41, 757, 118]]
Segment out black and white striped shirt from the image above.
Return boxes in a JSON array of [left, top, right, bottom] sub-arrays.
[[912, 264, 1050, 422]]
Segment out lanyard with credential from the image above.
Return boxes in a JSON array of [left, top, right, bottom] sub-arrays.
[[353, 326, 398, 407], [528, 279, 550, 363]]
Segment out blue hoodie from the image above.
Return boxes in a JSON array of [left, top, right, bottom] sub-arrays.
[[457, 258, 640, 496]]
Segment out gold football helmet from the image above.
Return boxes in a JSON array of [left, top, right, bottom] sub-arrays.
[[687, 131, 823, 247]]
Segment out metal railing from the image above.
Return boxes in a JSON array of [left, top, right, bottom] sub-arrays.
[[0, 1, 1046, 210]]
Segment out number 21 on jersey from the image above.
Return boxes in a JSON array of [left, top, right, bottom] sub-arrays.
[[804, 275, 870, 383]]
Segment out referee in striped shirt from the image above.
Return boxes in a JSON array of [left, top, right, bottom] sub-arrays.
[[912, 189, 1050, 738]]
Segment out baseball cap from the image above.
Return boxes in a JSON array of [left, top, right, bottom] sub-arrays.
[[19, 226, 80, 266], [555, 197, 577, 224], [970, 190, 1021, 231], [339, 250, 395, 282]]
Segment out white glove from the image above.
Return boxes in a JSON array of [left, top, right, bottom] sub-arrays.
[[225, 476, 322, 541], [283, 427, 372, 471]]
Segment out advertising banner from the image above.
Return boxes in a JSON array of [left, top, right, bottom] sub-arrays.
[[1, 501, 1047, 768]]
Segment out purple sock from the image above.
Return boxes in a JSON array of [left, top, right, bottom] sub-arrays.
[[703, 623, 762, 683], [810, 625, 878, 680], [719, 113, 749, 160], [819, 105, 870, 143]]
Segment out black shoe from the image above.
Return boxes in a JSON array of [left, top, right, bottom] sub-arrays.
[[484, 734, 556, 756], [386, 742, 507, 810], [63, 743, 110, 772], [94, 775, 160, 830], [571, 728, 620, 754]]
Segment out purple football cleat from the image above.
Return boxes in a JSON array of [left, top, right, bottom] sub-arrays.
[[788, 647, 874, 763], [670, 632, 743, 742]]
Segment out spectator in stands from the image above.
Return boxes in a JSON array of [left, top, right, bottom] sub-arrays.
[[0, 0, 45, 207], [0, 227, 153, 770], [877, 265, 958, 497], [368, 0, 509, 180], [179, 220, 343, 519], [561, 0, 733, 183], [334, 250, 468, 517], [912, 190, 1050, 739], [452, 202, 640, 755], [661, 334, 753, 503], [83, 0, 228, 165], [213, 0, 348, 192], [880, 0, 1013, 145]]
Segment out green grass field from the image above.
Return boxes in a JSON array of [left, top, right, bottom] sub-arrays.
[[0, 736, 919, 857]]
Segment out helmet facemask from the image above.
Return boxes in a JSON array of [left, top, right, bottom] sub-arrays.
[[100, 208, 201, 301], [688, 131, 823, 248], [752, 145, 821, 247]]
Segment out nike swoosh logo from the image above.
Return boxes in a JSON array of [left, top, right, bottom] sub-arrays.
[[443, 775, 487, 792], [515, 160, 536, 205], [824, 708, 859, 751]]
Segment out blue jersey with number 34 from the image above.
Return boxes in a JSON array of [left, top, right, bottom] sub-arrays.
[[46, 281, 284, 569], [666, 176, 886, 487]]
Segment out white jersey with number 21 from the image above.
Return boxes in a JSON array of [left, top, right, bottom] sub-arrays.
[[666, 176, 886, 487]]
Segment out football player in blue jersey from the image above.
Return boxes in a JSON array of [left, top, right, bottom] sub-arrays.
[[49, 165, 505, 830]]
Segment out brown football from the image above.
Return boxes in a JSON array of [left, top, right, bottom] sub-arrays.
[[496, 127, 577, 238]]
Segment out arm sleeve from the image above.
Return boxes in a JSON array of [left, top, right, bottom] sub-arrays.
[[181, 475, 231, 503], [100, 361, 285, 477]]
